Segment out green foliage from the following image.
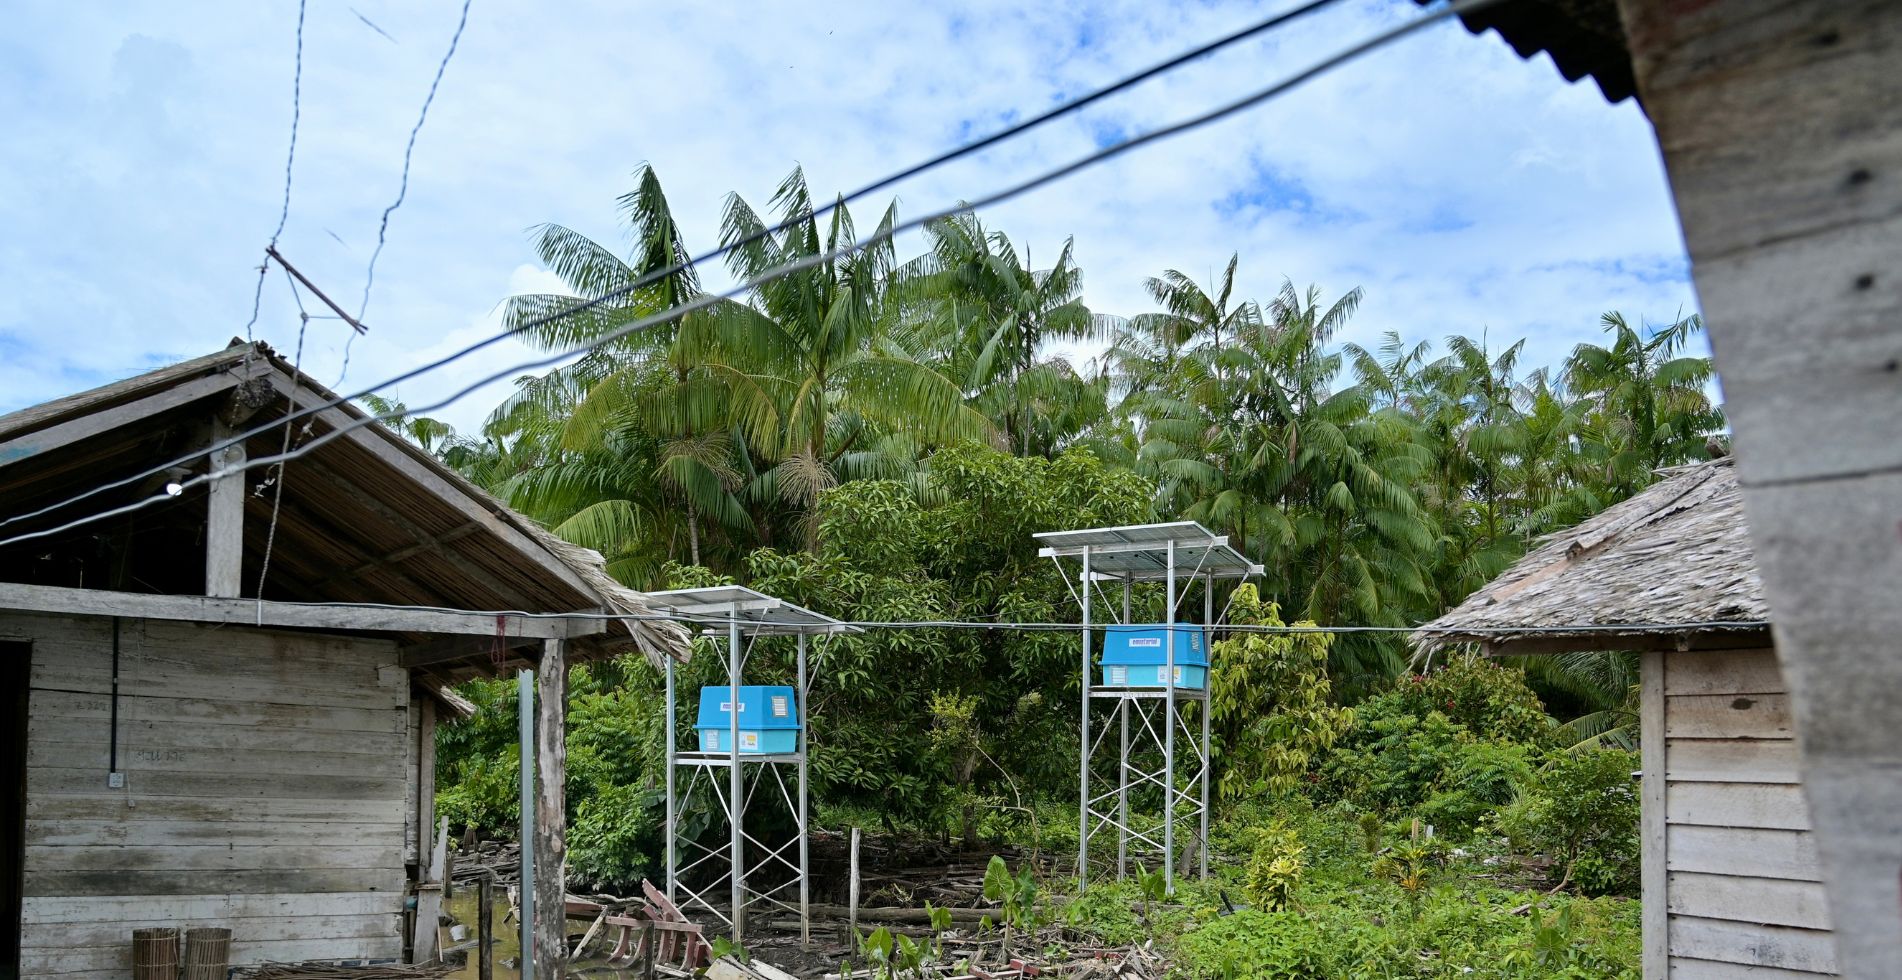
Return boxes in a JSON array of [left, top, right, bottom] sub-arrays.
[[1381, 656, 1555, 746], [1171, 802, 1639, 978], [1243, 822, 1306, 912], [420, 172, 1718, 962], [1320, 658, 1550, 838], [982, 855, 1042, 931], [1498, 749, 1641, 896], [1208, 585, 1353, 799]]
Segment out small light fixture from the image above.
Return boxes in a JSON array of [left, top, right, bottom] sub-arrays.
[[161, 465, 193, 497]]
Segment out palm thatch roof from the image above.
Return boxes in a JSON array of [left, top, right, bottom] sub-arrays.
[[1416, 457, 1770, 656]]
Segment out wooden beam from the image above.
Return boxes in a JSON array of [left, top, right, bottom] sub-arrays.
[[533, 638, 568, 978], [400, 634, 542, 668], [0, 368, 252, 469], [205, 420, 246, 598], [216, 377, 276, 429], [314, 522, 484, 592], [1615, 0, 1902, 974], [418, 697, 438, 887], [1479, 629, 1774, 658], [289, 452, 524, 602], [264, 375, 606, 603], [0, 582, 597, 638]]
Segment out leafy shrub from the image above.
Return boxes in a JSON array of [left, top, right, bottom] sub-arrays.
[[1376, 655, 1555, 746], [1418, 739, 1539, 837], [1498, 748, 1640, 896], [1242, 822, 1305, 912], [1320, 709, 1470, 813], [1209, 586, 1354, 798]]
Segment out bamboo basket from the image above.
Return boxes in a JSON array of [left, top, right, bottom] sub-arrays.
[[132, 927, 180, 980], [183, 927, 233, 980]]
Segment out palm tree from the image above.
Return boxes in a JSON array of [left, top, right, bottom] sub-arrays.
[[1565, 312, 1724, 494], [493, 164, 749, 570], [905, 212, 1097, 456], [700, 168, 991, 540]]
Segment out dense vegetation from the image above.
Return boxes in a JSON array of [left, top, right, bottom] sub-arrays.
[[421, 166, 1719, 975]]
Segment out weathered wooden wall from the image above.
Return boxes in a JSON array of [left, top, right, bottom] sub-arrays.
[[5, 612, 410, 979], [1645, 646, 1838, 978], [1613, 0, 1902, 974]]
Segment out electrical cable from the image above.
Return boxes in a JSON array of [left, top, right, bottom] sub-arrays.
[[0, 0, 1366, 536], [0, 0, 1508, 551], [254, 272, 315, 600], [27, 591, 1758, 636], [340, 0, 477, 387], [240, 0, 309, 347]]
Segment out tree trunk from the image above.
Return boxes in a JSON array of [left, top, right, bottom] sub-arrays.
[[533, 640, 569, 978]]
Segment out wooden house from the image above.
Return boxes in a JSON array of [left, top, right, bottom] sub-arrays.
[[0, 341, 687, 978], [1420, 458, 1835, 978], [1415, 1, 1899, 972]]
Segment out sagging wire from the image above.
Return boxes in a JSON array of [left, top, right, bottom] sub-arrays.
[[0, 0, 1463, 542], [340, 0, 477, 388]]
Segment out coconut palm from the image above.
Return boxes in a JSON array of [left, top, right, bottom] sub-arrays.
[[492, 164, 750, 570], [697, 168, 991, 541], [904, 212, 1098, 456], [1565, 312, 1724, 494]]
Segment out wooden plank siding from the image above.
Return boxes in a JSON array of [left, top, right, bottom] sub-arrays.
[[1656, 648, 1837, 977], [9, 612, 411, 976]]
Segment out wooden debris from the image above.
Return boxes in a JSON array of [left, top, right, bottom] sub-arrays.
[[234, 964, 454, 980]]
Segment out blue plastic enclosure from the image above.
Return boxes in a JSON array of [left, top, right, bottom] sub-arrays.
[[694, 685, 800, 754], [1099, 624, 1210, 690]]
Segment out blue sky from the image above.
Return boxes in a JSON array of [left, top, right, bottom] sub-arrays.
[[0, 0, 1700, 433]]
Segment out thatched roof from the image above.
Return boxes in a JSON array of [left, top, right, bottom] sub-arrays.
[[1416, 457, 1770, 655], [0, 340, 689, 674]]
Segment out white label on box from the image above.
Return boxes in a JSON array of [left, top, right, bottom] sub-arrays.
[[720, 701, 745, 713], [1129, 637, 1161, 648], [1172, 666, 1184, 683], [741, 732, 759, 750], [1109, 666, 1126, 684], [772, 695, 789, 716], [704, 731, 719, 750]]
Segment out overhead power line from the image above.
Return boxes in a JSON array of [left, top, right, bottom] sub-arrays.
[[0, 0, 1355, 538], [241, 0, 310, 347], [0, 0, 1506, 551], [343, 0, 478, 385]]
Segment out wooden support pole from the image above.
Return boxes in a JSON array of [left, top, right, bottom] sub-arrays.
[[534, 638, 569, 978], [418, 698, 438, 876], [478, 875, 495, 980], [204, 420, 245, 598], [1614, 0, 1902, 975], [848, 827, 861, 940]]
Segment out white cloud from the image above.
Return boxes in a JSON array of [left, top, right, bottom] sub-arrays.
[[0, 0, 1699, 435]]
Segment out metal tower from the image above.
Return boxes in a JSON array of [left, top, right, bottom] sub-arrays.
[[644, 586, 859, 944], [1035, 522, 1261, 892]]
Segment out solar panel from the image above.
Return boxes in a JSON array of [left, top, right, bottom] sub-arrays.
[[1033, 520, 1262, 581], [643, 585, 862, 636]]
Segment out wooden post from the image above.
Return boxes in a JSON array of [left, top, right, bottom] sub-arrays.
[[534, 638, 569, 977], [478, 874, 495, 980], [204, 421, 245, 597], [847, 827, 861, 940], [418, 698, 438, 877], [1614, 0, 1902, 974]]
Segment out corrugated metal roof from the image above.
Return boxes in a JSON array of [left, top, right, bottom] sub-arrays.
[[1418, 0, 1637, 104]]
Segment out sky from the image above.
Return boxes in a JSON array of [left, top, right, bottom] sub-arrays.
[[0, 0, 1702, 434]]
